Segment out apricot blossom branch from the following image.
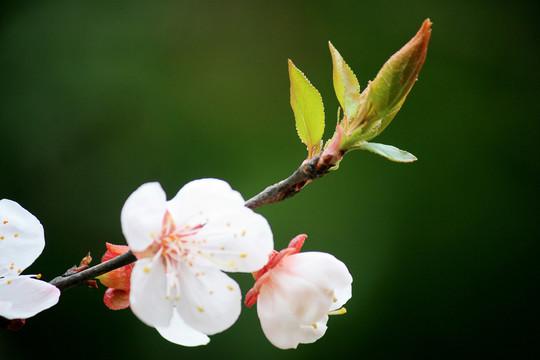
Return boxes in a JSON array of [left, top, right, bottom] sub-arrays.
[[47, 18, 432, 294], [49, 156, 333, 292]]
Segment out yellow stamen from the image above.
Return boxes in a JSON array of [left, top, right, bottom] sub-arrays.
[[328, 307, 347, 316], [239, 253, 247, 258], [312, 323, 318, 329], [36, 274, 42, 279], [197, 306, 204, 312], [227, 285, 234, 291], [14, 234, 19, 238], [143, 266, 151, 274]]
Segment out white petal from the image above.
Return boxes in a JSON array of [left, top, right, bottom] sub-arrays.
[[129, 258, 173, 328], [166, 179, 245, 227], [192, 207, 273, 272], [266, 267, 333, 324], [0, 276, 60, 319], [0, 199, 45, 273], [255, 252, 352, 349], [279, 252, 352, 317], [298, 315, 328, 344], [121, 182, 166, 252], [257, 283, 323, 349], [330, 283, 352, 311], [284, 252, 353, 298], [156, 310, 210, 347], [175, 262, 241, 335], [0, 300, 12, 315]]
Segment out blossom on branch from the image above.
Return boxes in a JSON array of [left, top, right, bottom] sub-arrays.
[[121, 179, 274, 346], [245, 234, 352, 349], [98, 243, 133, 310], [0, 199, 60, 321]]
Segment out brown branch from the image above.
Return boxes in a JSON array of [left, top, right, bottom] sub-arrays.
[[244, 156, 331, 209], [49, 156, 333, 292], [49, 250, 136, 292]]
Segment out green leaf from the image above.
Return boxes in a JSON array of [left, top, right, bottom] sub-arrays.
[[368, 19, 432, 134], [288, 59, 325, 152], [357, 142, 417, 163], [373, 106, 401, 137], [329, 42, 361, 121]]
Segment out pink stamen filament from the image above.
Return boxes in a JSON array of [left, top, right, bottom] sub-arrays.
[[157, 214, 207, 301]]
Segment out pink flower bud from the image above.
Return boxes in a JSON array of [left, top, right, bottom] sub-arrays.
[[98, 243, 133, 310]]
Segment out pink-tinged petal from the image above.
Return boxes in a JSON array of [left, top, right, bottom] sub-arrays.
[[0, 199, 45, 274], [156, 310, 210, 347], [101, 243, 131, 262], [257, 284, 314, 349], [98, 243, 133, 291], [166, 179, 245, 228], [283, 252, 353, 297], [176, 262, 241, 335], [129, 258, 173, 328], [265, 267, 333, 324], [121, 183, 166, 252], [277, 252, 352, 317], [103, 288, 130, 310], [254, 250, 353, 349], [193, 207, 273, 272], [0, 276, 60, 319]]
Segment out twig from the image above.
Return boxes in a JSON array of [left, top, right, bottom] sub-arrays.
[[50, 250, 136, 291], [49, 156, 332, 291], [244, 156, 331, 209]]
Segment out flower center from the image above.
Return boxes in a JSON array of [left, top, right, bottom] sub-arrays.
[[153, 210, 205, 302]]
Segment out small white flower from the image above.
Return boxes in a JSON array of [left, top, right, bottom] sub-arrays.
[[121, 179, 274, 346], [245, 234, 352, 349], [0, 199, 60, 320]]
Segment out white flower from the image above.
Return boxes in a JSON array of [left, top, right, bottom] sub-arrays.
[[121, 179, 274, 346], [0, 199, 60, 320], [245, 234, 352, 349]]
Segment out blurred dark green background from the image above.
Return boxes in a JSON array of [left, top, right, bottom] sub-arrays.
[[1, 0, 538, 359]]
